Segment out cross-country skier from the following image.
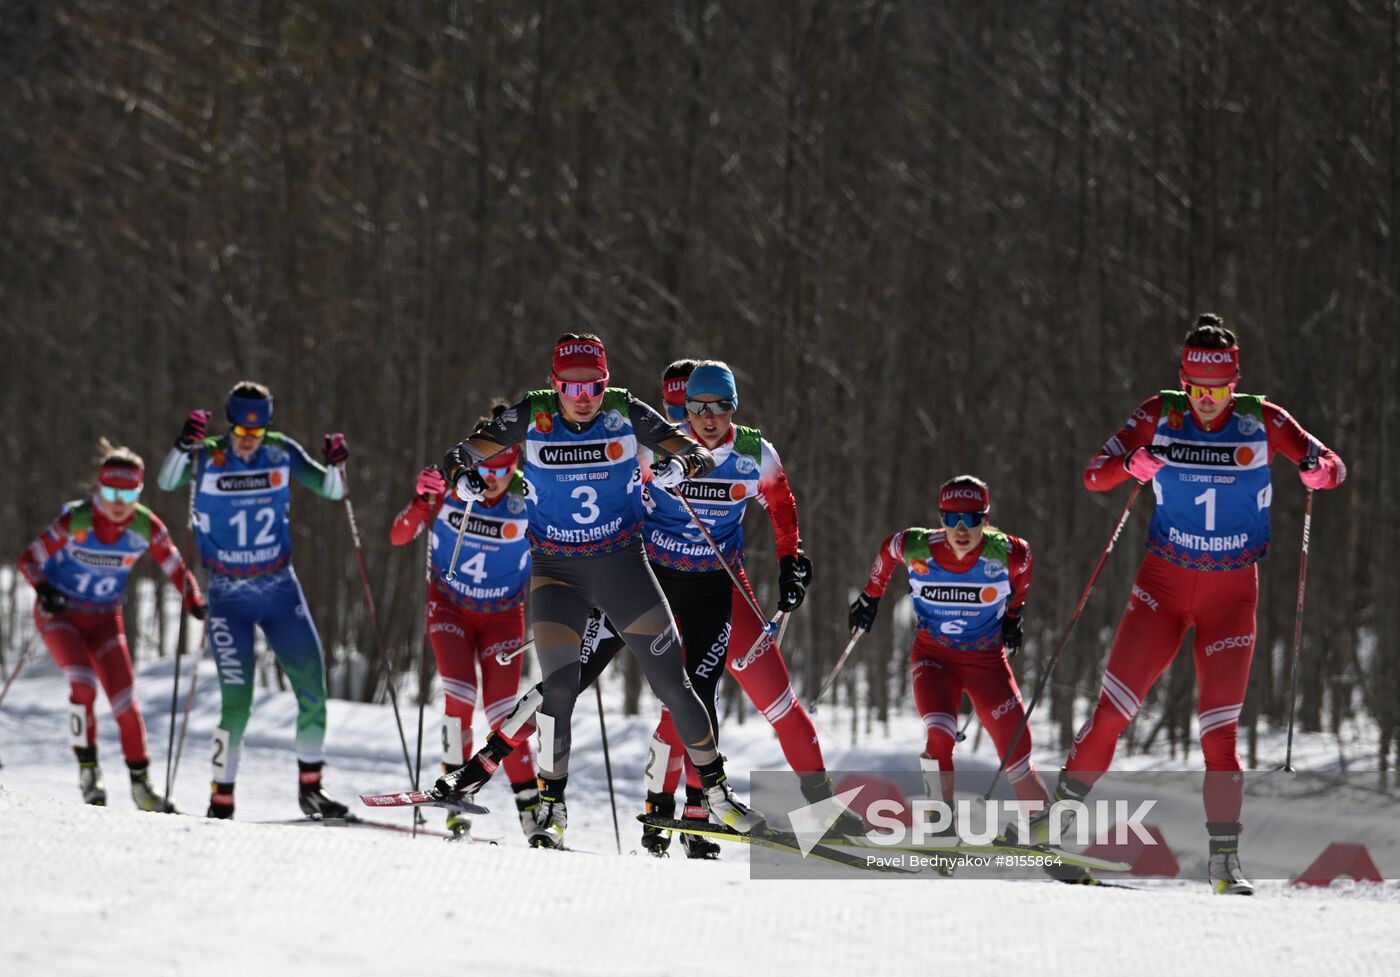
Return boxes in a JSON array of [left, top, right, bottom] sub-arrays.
[[638, 359, 855, 857], [390, 403, 539, 839], [849, 475, 1052, 835], [18, 440, 205, 812], [436, 334, 762, 847], [1035, 314, 1347, 894], [157, 381, 352, 820]]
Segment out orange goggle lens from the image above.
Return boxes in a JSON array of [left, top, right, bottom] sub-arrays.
[[232, 425, 267, 438], [1183, 382, 1234, 402]]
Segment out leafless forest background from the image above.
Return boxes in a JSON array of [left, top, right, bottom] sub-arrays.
[[3, 1, 1396, 770]]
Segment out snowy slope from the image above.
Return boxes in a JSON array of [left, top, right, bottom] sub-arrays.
[[2, 653, 1398, 977]]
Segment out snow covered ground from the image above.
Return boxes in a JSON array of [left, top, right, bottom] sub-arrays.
[[2, 649, 1398, 977]]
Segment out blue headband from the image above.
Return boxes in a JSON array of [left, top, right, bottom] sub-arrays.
[[686, 364, 738, 409], [227, 393, 273, 428]]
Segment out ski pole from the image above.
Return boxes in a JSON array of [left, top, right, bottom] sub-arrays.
[[955, 645, 1014, 742], [669, 487, 775, 636], [0, 634, 40, 769], [164, 460, 198, 804], [732, 611, 786, 671], [595, 682, 622, 854], [810, 628, 865, 714], [496, 639, 536, 666], [984, 481, 1142, 800], [443, 482, 472, 581], [412, 518, 435, 834], [169, 617, 207, 790], [340, 465, 418, 786], [1281, 488, 1315, 773], [0, 634, 38, 711]]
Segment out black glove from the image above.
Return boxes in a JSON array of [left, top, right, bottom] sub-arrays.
[[848, 592, 879, 632], [672, 442, 716, 478], [777, 556, 806, 612], [1001, 611, 1023, 655], [36, 581, 67, 615], [792, 550, 814, 586], [440, 445, 481, 489], [190, 600, 209, 621]]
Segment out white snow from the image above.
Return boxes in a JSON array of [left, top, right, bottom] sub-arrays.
[[2, 648, 1398, 977]]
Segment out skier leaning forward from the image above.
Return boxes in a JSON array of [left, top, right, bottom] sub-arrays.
[[19, 440, 205, 812], [1032, 314, 1346, 894], [437, 334, 762, 847], [849, 475, 1053, 840], [158, 381, 354, 820], [390, 404, 539, 840]]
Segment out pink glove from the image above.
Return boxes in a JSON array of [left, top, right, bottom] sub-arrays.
[[415, 466, 447, 500], [177, 409, 212, 452], [1299, 456, 1330, 490], [1124, 446, 1166, 482]]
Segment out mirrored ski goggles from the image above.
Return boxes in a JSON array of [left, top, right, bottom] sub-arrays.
[[553, 375, 608, 399], [99, 486, 142, 504], [232, 424, 268, 438], [1182, 380, 1235, 402], [940, 510, 986, 530], [686, 398, 736, 416], [477, 464, 513, 479]]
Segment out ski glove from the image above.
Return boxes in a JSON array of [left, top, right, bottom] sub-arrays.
[[322, 433, 349, 465], [176, 409, 211, 452], [190, 600, 209, 621], [650, 457, 687, 490], [1001, 611, 1023, 655], [36, 580, 67, 615], [1298, 455, 1330, 489], [415, 465, 448, 501], [1123, 445, 1166, 482], [848, 592, 880, 632], [777, 555, 806, 612], [792, 550, 814, 586], [671, 443, 717, 479], [454, 468, 487, 503]]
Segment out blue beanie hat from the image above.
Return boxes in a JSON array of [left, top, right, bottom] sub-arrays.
[[686, 363, 739, 410], [227, 392, 273, 429]]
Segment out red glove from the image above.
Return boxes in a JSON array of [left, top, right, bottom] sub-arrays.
[[1298, 456, 1330, 490], [415, 466, 447, 500], [322, 433, 349, 465], [1124, 445, 1166, 482]]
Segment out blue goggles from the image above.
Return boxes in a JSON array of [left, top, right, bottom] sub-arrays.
[[99, 486, 142, 504], [940, 510, 985, 530], [477, 464, 513, 479]]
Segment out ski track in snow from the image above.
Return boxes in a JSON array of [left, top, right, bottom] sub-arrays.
[[2, 656, 1398, 977]]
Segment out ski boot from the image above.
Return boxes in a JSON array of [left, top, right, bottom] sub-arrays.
[[640, 790, 676, 857], [678, 792, 721, 860], [697, 758, 763, 834], [445, 809, 472, 840], [207, 781, 236, 819], [998, 771, 1096, 884], [128, 760, 178, 813], [76, 747, 106, 807], [527, 776, 567, 849], [434, 735, 510, 803], [297, 760, 349, 818], [798, 771, 869, 840], [1208, 822, 1254, 896], [512, 781, 541, 840]]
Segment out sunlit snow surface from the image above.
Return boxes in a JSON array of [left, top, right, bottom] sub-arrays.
[[2, 651, 1397, 977]]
